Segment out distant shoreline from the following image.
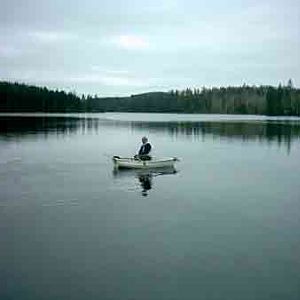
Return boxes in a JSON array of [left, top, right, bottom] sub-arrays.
[[1, 81, 300, 116], [1, 113, 300, 123]]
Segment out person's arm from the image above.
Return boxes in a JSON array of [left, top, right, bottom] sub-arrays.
[[138, 145, 143, 155], [144, 143, 151, 155]]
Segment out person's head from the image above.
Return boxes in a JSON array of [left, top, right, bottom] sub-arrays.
[[142, 136, 148, 144]]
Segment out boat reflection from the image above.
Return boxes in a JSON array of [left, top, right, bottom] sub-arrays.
[[113, 167, 178, 197]]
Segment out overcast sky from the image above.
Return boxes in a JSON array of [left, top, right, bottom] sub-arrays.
[[0, 0, 299, 96]]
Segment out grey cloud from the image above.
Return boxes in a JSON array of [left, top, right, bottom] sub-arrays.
[[0, 0, 299, 96]]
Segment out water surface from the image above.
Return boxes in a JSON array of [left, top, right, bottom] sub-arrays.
[[0, 113, 300, 300]]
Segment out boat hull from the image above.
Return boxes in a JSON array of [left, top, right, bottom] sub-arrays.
[[113, 157, 178, 169]]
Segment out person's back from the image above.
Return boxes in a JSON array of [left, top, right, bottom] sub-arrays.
[[136, 136, 152, 160]]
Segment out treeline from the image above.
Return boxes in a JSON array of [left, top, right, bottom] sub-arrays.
[[0, 81, 83, 112], [1, 80, 300, 115]]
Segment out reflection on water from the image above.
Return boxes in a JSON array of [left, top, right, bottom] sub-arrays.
[[1, 113, 300, 300], [138, 174, 152, 197], [1, 114, 300, 153], [113, 167, 177, 197]]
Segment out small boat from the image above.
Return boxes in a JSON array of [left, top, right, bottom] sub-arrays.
[[113, 156, 179, 169]]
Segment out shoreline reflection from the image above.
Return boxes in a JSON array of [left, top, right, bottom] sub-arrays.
[[0, 115, 299, 153]]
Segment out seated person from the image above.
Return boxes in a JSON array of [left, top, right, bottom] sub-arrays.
[[135, 136, 152, 160]]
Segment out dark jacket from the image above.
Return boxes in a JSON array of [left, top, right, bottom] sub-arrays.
[[138, 143, 151, 155]]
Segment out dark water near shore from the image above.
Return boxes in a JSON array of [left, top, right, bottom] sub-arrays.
[[0, 113, 300, 300]]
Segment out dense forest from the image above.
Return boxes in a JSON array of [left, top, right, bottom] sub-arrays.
[[1, 80, 300, 115]]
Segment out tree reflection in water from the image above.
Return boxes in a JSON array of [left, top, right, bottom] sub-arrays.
[[1, 114, 300, 154]]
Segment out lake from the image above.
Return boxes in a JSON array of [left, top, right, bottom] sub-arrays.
[[0, 113, 300, 300]]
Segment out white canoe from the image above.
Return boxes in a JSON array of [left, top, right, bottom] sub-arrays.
[[113, 156, 178, 169]]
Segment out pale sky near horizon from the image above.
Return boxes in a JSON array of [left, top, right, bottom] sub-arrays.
[[0, 0, 299, 96]]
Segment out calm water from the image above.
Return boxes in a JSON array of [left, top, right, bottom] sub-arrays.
[[0, 113, 300, 300]]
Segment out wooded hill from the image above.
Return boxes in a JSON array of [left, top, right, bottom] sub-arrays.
[[1, 81, 299, 116]]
